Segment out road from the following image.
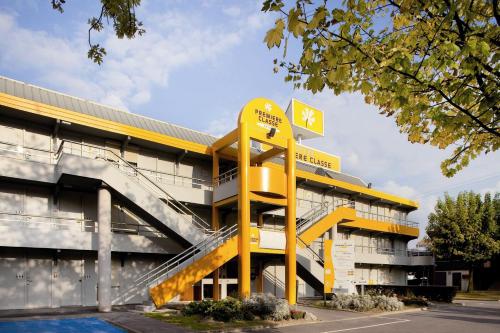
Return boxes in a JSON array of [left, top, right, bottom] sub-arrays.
[[264, 300, 500, 333]]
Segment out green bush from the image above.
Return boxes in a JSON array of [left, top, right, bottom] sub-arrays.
[[209, 297, 242, 322], [182, 299, 214, 316]]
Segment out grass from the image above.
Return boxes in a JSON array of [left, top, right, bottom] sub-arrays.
[[455, 291, 500, 301], [145, 312, 275, 331]]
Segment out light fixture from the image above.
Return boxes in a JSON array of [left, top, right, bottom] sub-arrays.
[[267, 127, 276, 139]]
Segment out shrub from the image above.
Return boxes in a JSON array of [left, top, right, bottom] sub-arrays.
[[351, 295, 375, 312], [209, 297, 242, 322], [330, 294, 353, 310], [272, 298, 290, 321], [329, 294, 403, 312], [242, 293, 290, 320], [372, 295, 404, 311], [290, 310, 306, 320], [359, 285, 456, 302], [182, 299, 213, 316]]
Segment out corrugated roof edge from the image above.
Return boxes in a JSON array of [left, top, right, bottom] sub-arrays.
[[0, 75, 220, 144], [0, 75, 373, 191]]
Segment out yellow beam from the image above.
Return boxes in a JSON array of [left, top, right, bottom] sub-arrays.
[[342, 218, 419, 238], [285, 138, 297, 305], [213, 195, 238, 207], [212, 151, 220, 300], [212, 128, 238, 152], [0, 93, 210, 155], [295, 169, 419, 209], [250, 147, 283, 165], [238, 123, 251, 299]]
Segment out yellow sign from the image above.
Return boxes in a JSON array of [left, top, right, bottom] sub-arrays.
[[296, 144, 341, 172], [239, 98, 293, 147], [324, 239, 334, 293], [289, 99, 324, 138]]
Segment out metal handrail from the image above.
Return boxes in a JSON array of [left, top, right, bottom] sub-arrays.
[[354, 210, 419, 228], [0, 211, 167, 237], [213, 167, 238, 186], [113, 224, 238, 304], [0, 211, 94, 232], [354, 245, 433, 257], [54, 140, 212, 233], [297, 236, 324, 265]]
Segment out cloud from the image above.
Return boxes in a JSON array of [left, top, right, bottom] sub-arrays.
[[0, 4, 263, 111], [204, 112, 238, 138], [223, 6, 241, 17]]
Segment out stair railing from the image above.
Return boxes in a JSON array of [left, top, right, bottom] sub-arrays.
[[113, 224, 238, 304], [296, 236, 324, 265], [54, 140, 212, 233]]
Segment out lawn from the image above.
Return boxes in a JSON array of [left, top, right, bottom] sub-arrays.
[[145, 312, 276, 331], [455, 291, 500, 301]]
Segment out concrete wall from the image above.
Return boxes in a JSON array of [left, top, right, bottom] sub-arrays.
[[0, 248, 165, 310], [0, 182, 184, 254]]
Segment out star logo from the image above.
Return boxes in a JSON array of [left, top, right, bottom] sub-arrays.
[[302, 108, 316, 128], [264, 103, 272, 112]]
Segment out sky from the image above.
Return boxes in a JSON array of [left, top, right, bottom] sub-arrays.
[[0, 0, 498, 245]]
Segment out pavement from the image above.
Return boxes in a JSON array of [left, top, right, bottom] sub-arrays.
[[0, 300, 498, 333], [263, 300, 500, 333]]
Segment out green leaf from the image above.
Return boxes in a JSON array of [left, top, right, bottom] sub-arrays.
[[264, 19, 285, 49]]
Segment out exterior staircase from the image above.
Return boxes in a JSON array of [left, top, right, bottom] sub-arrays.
[[114, 225, 238, 306], [54, 140, 211, 244]]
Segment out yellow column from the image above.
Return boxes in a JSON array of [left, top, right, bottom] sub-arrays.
[[285, 138, 296, 305], [257, 214, 264, 228], [238, 123, 251, 298], [212, 152, 220, 300]]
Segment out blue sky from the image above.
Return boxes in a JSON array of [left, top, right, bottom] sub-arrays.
[[0, 0, 498, 242]]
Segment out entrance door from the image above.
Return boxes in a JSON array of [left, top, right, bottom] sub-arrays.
[[0, 257, 26, 310], [26, 259, 52, 308], [82, 259, 97, 306], [452, 272, 462, 289], [57, 259, 83, 306]]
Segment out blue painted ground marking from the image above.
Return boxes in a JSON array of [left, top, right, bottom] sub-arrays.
[[0, 317, 126, 333]]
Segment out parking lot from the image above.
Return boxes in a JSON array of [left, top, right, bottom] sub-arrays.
[[271, 300, 500, 333]]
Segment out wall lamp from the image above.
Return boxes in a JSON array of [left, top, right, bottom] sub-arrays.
[[267, 127, 276, 139]]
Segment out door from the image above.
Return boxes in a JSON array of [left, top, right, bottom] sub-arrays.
[[0, 257, 26, 310], [452, 272, 462, 289], [56, 259, 83, 306], [26, 259, 52, 308], [82, 258, 97, 306]]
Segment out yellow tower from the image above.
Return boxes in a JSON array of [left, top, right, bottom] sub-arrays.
[[211, 98, 297, 304]]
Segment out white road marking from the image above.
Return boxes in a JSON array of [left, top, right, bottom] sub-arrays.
[[320, 318, 410, 333]]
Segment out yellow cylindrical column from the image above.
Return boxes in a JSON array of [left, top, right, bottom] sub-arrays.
[[285, 138, 296, 305], [212, 152, 220, 300], [238, 123, 251, 298]]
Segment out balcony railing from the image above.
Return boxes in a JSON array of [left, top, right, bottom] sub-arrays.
[[213, 167, 238, 186], [355, 245, 432, 257], [0, 211, 167, 238], [354, 211, 419, 228], [0, 140, 212, 191]]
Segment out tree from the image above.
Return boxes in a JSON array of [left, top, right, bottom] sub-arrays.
[[262, 0, 499, 177], [51, 0, 145, 65], [426, 191, 500, 290]]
